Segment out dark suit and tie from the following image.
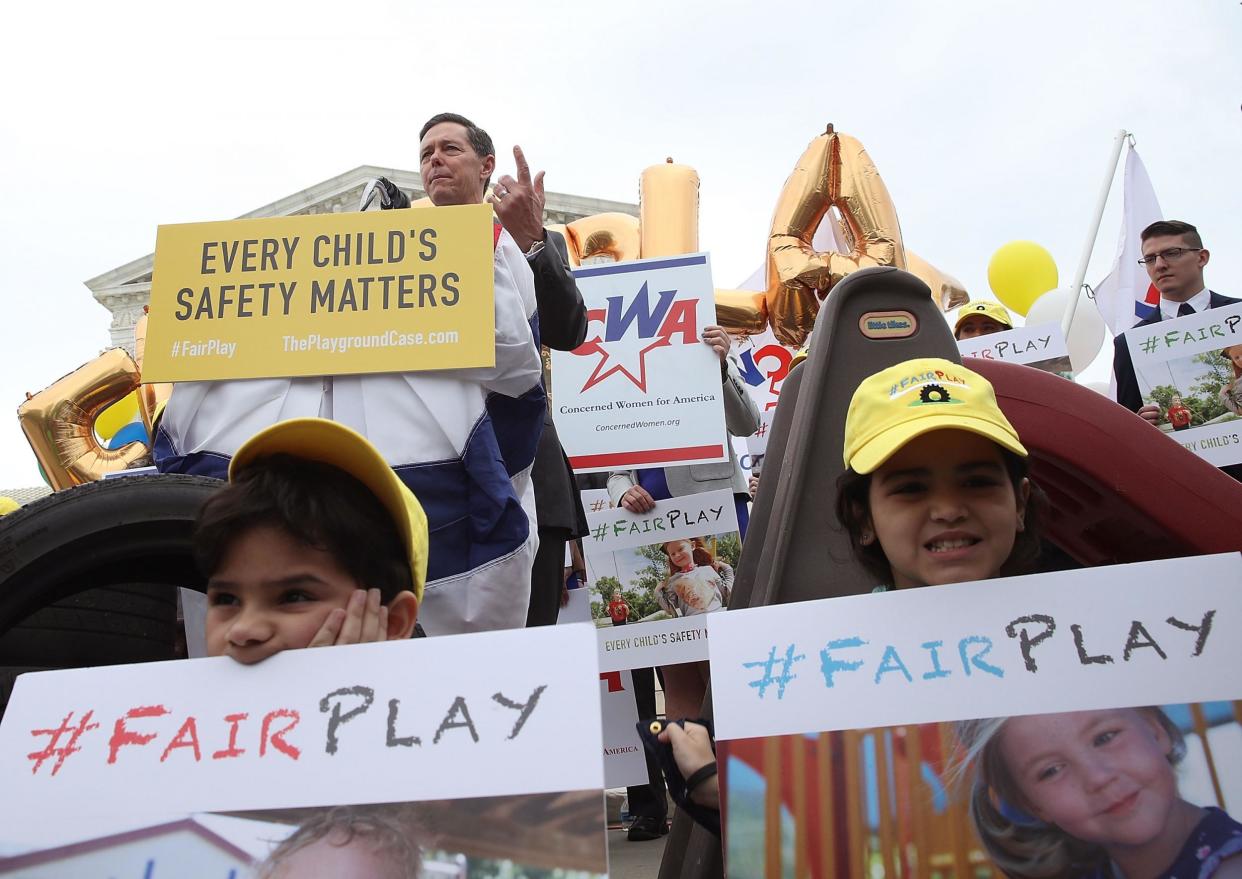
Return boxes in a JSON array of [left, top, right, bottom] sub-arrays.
[[525, 230, 591, 626]]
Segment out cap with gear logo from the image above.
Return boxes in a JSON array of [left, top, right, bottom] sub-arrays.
[[230, 418, 429, 601], [953, 300, 1013, 333], [843, 357, 1027, 474]]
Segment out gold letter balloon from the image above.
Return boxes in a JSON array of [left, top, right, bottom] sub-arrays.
[[18, 348, 150, 490]]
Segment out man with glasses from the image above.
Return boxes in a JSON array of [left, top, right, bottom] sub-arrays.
[[1113, 220, 1237, 423]]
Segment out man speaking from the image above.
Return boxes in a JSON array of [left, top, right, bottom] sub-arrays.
[[417, 113, 589, 628], [154, 121, 545, 636]]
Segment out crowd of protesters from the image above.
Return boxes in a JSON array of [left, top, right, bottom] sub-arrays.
[[136, 107, 1241, 871]]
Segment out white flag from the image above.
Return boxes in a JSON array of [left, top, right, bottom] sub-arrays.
[[1092, 145, 1163, 336]]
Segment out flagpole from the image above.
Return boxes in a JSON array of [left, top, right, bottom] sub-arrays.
[[1062, 129, 1129, 338]]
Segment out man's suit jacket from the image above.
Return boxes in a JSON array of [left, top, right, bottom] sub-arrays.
[[1113, 291, 1241, 412], [528, 230, 590, 537]]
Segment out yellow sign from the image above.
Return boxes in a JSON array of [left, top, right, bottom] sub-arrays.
[[142, 204, 495, 382]]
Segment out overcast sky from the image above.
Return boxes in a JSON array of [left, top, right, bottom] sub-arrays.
[[1, 0, 1238, 489]]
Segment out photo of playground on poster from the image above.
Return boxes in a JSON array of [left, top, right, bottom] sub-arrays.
[[1124, 302, 1242, 467], [584, 489, 740, 673], [720, 700, 1242, 879]]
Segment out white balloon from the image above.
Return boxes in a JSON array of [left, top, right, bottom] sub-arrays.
[[1078, 380, 1112, 396], [1025, 287, 1106, 373]]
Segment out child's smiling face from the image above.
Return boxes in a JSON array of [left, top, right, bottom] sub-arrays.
[[206, 524, 362, 665], [665, 540, 695, 570], [998, 709, 1178, 851], [866, 430, 1027, 588]]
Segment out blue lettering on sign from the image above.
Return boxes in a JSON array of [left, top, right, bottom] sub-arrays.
[[599, 282, 698, 345], [958, 636, 1005, 678], [743, 643, 806, 700], [874, 645, 913, 684], [920, 641, 952, 679], [605, 283, 677, 341], [820, 636, 868, 688], [744, 632, 1014, 701], [738, 348, 765, 386]]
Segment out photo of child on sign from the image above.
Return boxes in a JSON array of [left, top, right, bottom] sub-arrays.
[[582, 489, 740, 626], [1136, 349, 1241, 433], [654, 537, 733, 618], [1124, 302, 1242, 466], [720, 701, 1242, 879], [0, 793, 608, 879]]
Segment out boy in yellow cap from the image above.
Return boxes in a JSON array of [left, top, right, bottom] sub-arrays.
[[953, 301, 1013, 340], [194, 418, 427, 665], [836, 357, 1044, 590]]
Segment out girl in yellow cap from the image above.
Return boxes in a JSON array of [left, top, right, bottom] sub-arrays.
[[836, 356, 1043, 590]]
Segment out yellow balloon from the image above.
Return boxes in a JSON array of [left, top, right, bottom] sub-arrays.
[[0, 496, 19, 516], [95, 390, 140, 440], [987, 241, 1058, 316]]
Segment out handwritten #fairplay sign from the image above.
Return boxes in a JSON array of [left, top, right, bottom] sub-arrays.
[[550, 253, 728, 472], [142, 204, 496, 382], [584, 490, 739, 672], [957, 322, 1072, 377], [0, 624, 603, 845], [1125, 302, 1242, 467], [707, 554, 1242, 740]]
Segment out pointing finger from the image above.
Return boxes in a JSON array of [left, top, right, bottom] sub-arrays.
[[514, 145, 530, 182]]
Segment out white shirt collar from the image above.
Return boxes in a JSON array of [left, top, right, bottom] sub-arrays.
[[1160, 288, 1211, 319], [1157, 288, 1207, 320]]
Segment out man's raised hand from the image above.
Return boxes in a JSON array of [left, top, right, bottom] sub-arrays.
[[487, 145, 547, 253]]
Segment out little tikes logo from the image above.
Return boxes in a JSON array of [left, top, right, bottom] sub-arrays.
[[571, 281, 698, 392]]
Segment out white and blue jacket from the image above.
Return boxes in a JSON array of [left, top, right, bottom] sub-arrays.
[[154, 228, 546, 635]]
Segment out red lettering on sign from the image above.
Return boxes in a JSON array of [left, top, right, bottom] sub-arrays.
[[211, 712, 248, 760], [260, 709, 301, 760], [108, 705, 170, 765], [160, 716, 202, 763]]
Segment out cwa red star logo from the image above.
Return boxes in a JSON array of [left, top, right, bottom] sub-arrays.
[[571, 282, 698, 393]]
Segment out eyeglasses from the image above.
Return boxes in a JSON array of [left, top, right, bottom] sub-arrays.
[[1137, 247, 1201, 266]]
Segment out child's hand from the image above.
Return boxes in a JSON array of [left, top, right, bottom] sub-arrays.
[[308, 589, 390, 648], [658, 721, 719, 809]]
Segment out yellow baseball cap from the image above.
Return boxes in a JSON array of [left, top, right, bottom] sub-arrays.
[[843, 358, 1027, 474], [953, 301, 1013, 334], [230, 418, 429, 602]]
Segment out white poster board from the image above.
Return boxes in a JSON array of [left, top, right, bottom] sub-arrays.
[[1124, 303, 1242, 466], [732, 329, 797, 471], [710, 557, 1242, 879], [582, 489, 739, 671], [598, 671, 648, 788], [0, 625, 607, 874], [551, 253, 728, 472], [958, 322, 1072, 377], [709, 554, 1242, 740]]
